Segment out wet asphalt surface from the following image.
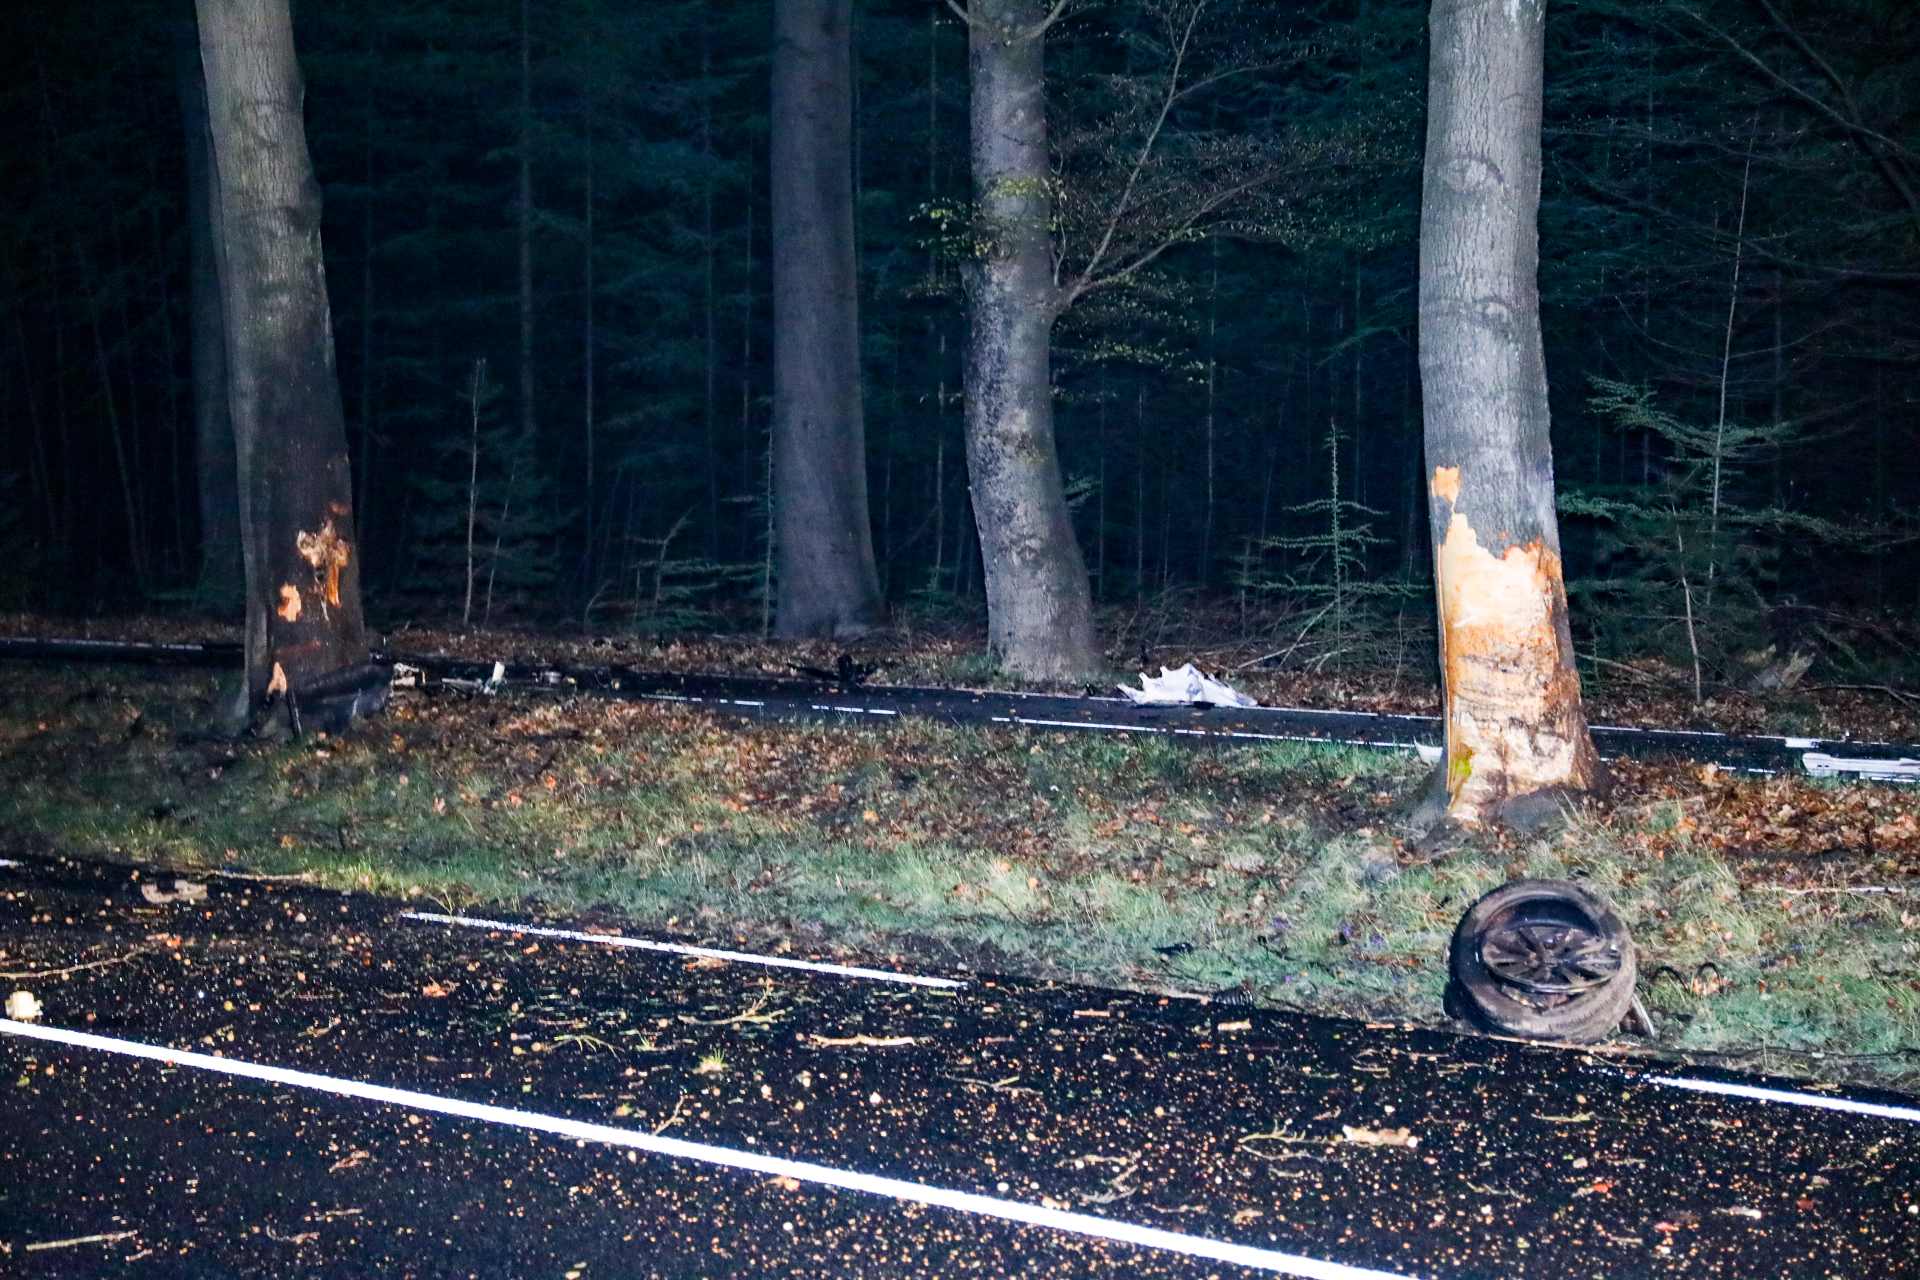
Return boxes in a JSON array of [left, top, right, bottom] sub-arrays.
[[2, 853, 1917, 1279]]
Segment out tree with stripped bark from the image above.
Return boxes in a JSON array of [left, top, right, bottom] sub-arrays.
[[196, 0, 384, 732], [1417, 0, 1603, 828]]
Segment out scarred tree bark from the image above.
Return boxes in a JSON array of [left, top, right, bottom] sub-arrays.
[[960, 0, 1099, 680], [197, 0, 384, 732], [1419, 0, 1602, 827], [770, 0, 885, 638], [175, 19, 243, 612]]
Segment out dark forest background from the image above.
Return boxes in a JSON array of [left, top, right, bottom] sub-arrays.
[[2, 0, 1915, 679]]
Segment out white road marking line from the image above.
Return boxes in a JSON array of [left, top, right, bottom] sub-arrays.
[[401, 912, 967, 989], [1642, 1074, 1920, 1124], [0, 1020, 1418, 1280]]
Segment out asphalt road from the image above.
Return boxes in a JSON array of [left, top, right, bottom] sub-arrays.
[[2, 853, 1916, 1279]]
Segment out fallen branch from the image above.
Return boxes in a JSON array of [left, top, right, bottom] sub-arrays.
[[1765, 884, 1906, 895], [1803, 683, 1920, 710], [0, 948, 152, 981], [806, 1033, 915, 1048], [651, 1094, 689, 1135], [25, 1231, 138, 1252]]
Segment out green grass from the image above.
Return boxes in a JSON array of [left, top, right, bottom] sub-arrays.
[[0, 663, 1915, 1091]]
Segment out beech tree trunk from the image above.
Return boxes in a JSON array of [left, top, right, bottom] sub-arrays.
[[961, 0, 1098, 680], [1419, 0, 1601, 826], [197, 0, 383, 731], [175, 20, 244, 612], [770, 0, 885, 638]]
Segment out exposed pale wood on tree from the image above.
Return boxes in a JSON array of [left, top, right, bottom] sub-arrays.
[[1418, 0, 1602, 827], [196, 0, 380, 731]]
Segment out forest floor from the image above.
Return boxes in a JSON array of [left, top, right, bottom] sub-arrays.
[[0, 612, 1916, 1096]]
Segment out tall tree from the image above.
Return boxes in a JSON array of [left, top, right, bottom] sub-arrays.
[[957, 0, 1099, 679], [1419, 0, 1602, 827], [174, 18, 243, 611], [196, 0, 383, 731], [770, 0, 884, 637]]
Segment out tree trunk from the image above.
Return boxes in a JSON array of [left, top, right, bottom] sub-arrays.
[[960, 0, 1098, 680], [769, 0, 884, 638], [196, 0, 383, 732], [517, 0, 535, 449], [1419, 0, 1601, 827], [175, 19, 244, 611]]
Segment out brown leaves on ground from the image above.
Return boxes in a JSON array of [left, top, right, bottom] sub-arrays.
[[1600, 759, 1920, 882]]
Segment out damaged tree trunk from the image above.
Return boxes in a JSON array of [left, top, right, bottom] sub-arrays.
[[175, 19, 243, 612], [960, 0, 1099, 680], [197, 0, 384, 732], [1418, 0, 1601, 827], [769, 0, 885, 638]]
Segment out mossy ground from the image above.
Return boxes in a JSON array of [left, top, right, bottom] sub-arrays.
[[0, 659, 1915, 1093]]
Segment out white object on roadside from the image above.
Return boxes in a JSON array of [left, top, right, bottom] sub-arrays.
[[1118, 664, 1258, 708], [484, 660, 507, 694], [1800, 753, 1920, 784], [390, 662, 422, 689], [6, 991, 41, 1021], [139, 879, 208, 905]]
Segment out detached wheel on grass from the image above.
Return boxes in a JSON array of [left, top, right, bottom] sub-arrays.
[[1447, 879, 1636, 1044]]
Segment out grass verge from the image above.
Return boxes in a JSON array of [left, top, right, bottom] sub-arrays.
[[0, 661, 1915, 1092]]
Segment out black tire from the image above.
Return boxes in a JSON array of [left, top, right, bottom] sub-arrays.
[[1448, 878, 1636, 1044]]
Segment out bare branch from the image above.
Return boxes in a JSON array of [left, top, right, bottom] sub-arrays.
[[1668, 2, 1920, 232], [946, 0, 1073, 41], [1071, 2, 1205, 290]]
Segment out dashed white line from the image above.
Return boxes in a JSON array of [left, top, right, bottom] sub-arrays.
[[1642, 1074, 1920, 1125], [401, 912, 967, 989], [0, 1019, 1419, 1280]]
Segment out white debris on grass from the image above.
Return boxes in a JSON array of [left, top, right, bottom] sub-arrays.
[[6, 990, 42, 1021], [1118, 663, 1258, 708]]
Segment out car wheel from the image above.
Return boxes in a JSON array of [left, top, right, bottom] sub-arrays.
[[1448, 878, 1637, 1044]]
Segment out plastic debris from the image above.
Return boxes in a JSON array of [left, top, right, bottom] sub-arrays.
[[1117, 663, 1258, 708], [1800, 753, 1920, 784], [6, 990, 42, 1021], [139, 879, 209, 905]]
